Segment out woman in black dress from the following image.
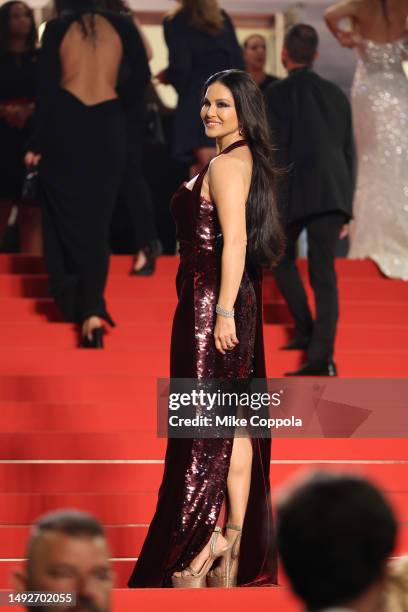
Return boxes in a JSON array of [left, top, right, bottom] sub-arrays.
[[0, 1, 39, 252], [128, 70, 284, 588], [157, 0, 245, 175], [25, 0, 150, 347], [243, 34, 278, 94], [103, 0, 161, 276]]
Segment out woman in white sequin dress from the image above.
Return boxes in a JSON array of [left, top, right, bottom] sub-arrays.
[[325, 0, 408, 280]]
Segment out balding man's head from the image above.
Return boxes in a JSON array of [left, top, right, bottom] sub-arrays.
[[14, 510, 114, 612]]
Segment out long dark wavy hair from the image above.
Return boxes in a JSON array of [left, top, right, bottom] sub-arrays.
[[0, 1, 37, 53], [203, 69, 285, 267]]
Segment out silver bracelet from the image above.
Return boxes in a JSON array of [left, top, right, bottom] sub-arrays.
[[216, 304, 235, 318]]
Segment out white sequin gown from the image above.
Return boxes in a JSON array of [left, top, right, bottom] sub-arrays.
[[349, 36, 408, 280]]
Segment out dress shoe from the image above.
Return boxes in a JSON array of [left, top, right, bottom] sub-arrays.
[[81, 327, 104, 349], [131, 256, 156, 276], [131, 240, 162, 277], [281, 336, 310, 350], [285, 360, 337, 377]]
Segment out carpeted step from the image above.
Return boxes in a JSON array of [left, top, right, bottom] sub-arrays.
[[1, 489, 407, 525], [0, 463, 406, 494], [1, 522, 407, 560], [0, 568, 302, 605], [1, 297, 406, 325], [1, 322, 406, 351], [0, 254, 383, 277], [1, 434, 408, 461], [2, 274, 407, 300], [1, 348, 408, 376], [1, 403, 407, 460]]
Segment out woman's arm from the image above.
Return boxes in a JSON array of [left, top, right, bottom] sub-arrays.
[[25, 19, 62, 158], [209, 155, 250, 354], [324, 0, 362, 47]]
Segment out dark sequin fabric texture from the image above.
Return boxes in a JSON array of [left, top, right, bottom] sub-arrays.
[[172, 185, 257, 570], [128, 141, 278, 588]]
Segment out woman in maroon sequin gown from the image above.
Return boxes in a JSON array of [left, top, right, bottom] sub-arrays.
[[128, 70, 284, 588]]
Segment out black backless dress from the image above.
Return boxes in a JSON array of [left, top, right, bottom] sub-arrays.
[[29, 11, 150, 325], [128, 140, 278, 587]]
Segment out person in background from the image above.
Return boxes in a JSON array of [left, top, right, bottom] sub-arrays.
[[325, 0, 408, 280], [13, 509, 114, 612], [25, 0, 150, 348], [277, 470, 398, 612], [243, 33, 278, 94], [103, 0, 161, 275], [0, 1, 41, 254], [157, 0, 245, 176], [265, 24, 353, 377]]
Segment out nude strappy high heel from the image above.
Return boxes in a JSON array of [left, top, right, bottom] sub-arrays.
[[206, 523, 242, 588], [171, 526, 225, 588]]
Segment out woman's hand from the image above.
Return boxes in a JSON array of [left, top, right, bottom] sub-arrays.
[[3, 104, 33, 129], [339, 223, 349, 239], [24, 151, 41, 166], [214, 315, 239, 355], [336, 30, 360, 48]]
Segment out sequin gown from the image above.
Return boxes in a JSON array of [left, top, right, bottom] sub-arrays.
[[128, 140, 278, 588], [349, 36, 408, 280]]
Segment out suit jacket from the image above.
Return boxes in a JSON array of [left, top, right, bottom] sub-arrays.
[[265, 67, 354, 225]]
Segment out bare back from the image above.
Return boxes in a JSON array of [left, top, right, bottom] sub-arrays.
[[352, 0, 408, 42], [59, 14, 123, 105]]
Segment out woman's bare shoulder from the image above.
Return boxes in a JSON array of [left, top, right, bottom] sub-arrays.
[[208, 152, 250, 184]]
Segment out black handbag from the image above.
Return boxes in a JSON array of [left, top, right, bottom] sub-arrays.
[[21, 164, 39, 203]]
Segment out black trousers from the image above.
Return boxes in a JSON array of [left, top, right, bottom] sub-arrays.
[[122, 104, 157, 252], [40, 89, 126, 326], [273, 212, 346, 362]]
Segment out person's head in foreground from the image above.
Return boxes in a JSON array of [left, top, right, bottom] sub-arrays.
[[13, 509, 114, 612], [201, 69, 285, 267], [277, 471, 398, 611], [282, 23, 319, 72]]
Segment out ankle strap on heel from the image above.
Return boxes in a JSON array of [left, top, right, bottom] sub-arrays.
[[210, 526, 222, 556]]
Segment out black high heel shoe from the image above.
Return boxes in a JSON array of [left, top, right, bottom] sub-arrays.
[[81, 327, 104, 349], [131, 240, 162, 277]]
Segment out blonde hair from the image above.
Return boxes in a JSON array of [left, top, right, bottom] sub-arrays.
[[172, 0, 224, 35]]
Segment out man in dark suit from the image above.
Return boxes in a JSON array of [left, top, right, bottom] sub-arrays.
[[265, 24, 353, 376]]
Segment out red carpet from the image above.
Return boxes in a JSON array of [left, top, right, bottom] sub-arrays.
[[0, 254, 407, 611]]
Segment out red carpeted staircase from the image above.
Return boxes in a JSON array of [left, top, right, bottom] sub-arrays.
[[0, 254, 407, 611]]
